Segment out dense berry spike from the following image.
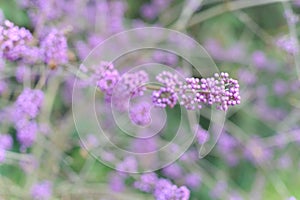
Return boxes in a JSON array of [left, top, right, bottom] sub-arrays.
[[152, 71, 240, 111]]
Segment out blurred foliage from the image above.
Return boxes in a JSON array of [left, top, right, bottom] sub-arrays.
[[0, 0, 30, 27], [0, 0, 299, 199]]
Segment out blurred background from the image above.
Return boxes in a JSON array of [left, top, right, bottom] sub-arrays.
[[0, 0, 300, 200]]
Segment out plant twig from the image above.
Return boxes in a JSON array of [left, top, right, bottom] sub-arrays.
[[188, 0, 289, 27]]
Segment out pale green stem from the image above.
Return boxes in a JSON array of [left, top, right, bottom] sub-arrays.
[[173, 0, 204, 30], [282, 2, 300, 80], [225, 120, 291, 197], [35, 65, 47, 90], [188, 0, 290, 27], [233, 11, 275, 45]]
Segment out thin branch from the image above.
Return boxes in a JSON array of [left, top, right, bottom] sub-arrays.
[[188, 0, 289, 27], [282, 2, 300, 80]]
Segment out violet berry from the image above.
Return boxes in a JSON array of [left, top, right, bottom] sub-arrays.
[[0, 20, 33, 61], [156, 71, 182, 89], [134, 173, 158, 193], [96, 62, 120, 96], [30, 180, 52, 200], [40, 29, 68, 66], [129, 102, 152, 126], [152, 87, 178, 108], [154, 180, 190, 200], [14, 88, 44, 119], [16, 120, 38, 151]]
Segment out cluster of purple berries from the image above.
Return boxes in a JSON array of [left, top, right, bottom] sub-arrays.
[[0, 20, 68, 66], [30, 180, 52, 200], [95, 62, 149, 111], [95, 63, 240, 112], [121, 70, 149, 98], [0, 20, 33, 61], [276, 36, 299, 55], [12, 88, 44, 151], [14, 88, 44, 119], [152, 71, 241, 111], [40, 29, 68, 66], [140, 0, 173, 20], [96, 61, 120, 97], [134, 173, 190, 200], [152, 87, 178, 108], [0, 134, 13, 163], [129, 102, 152, 126]]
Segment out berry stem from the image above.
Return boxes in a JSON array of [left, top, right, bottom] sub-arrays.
[[145, 84, 210, 93]]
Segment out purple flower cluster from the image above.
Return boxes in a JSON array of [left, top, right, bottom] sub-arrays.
[[237, 69, 257, 86], [195, 125, 210, 144], [95, 62, 149, 102], [0, 134, 13, 150], [162, 163, 183, 180], [276, 36, 299, 55], [94, 62, 151, 113], [0, 20, 33, 61], [30, 180, 52, 200], [12, 88, 44, 151], [134, 173, 158, 192], [284, 10, 299, 25], [0, 134, 13, 163], [109, 172, 126, 192], [129, 102, 152, 126], [40, 29, 68, 66], [134, 173, 190, 200], [120, 70, 149, 98], [244, 137, 273, 165], [20, 0, 64, 23], [140, 0, 173, 20], [153, 51, 179, 66], [251, 51, 268, 69], [184, 173, 202, 189], [14, 88, 44, 119], [217, 132, 240, 166], [116, 156, 138, 173], [154, 179, 190, 200], [15, 120, 38, 151], [204, 39, 246, 63], [96, 61, 120, 97], [107, 1, 127, 33]]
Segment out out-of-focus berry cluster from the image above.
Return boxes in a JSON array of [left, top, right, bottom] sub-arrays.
[[134, 173, 190, 200]]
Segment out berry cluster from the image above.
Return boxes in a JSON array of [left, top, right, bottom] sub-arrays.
[[94, 62, 149, 111], [134, 173, 190, 200], [276, 36, 299, 55], [0, 134, 13, 163], [12, 88, 44, 151], [40, 29, 68, 66], [0, 20, 33, 61], [95, 65, 240, 112], [0, 20, 68, 65], [152, 71, 241, 111], [96, 61, 120, 97], [129, 102, 152, 126]]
